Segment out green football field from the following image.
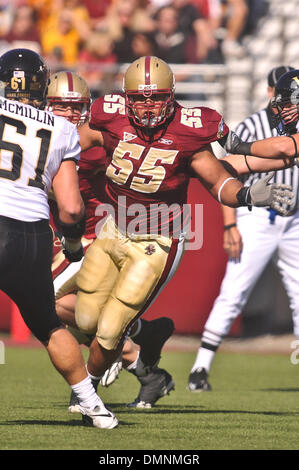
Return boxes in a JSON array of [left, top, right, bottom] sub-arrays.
[[0, 344, 298, 451]]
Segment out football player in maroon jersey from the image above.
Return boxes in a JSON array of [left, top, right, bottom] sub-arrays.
[[48, 71, 175, 410], [73, 55, 294, 417]]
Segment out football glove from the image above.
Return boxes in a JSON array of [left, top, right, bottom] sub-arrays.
[[237, 172, 294, 216], [55, 232, 84, 262]]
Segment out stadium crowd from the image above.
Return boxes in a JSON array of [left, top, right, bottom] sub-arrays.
[[0, 0, 267, 92]]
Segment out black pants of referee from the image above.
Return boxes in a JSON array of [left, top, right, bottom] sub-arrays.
[[0, 215, 62, 343]]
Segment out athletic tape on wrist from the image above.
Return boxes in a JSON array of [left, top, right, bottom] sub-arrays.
[[236, 186, 251, 206], [58, 211, 86, 239]]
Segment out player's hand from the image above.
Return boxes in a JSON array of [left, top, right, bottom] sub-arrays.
[[249, 172, 294, 216], [223, 226, 243, 262], [54, 232, 83, 262]]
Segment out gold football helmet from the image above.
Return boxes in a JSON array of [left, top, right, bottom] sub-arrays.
[[123, 56, 175, 128], [46, 71, 91, 125]]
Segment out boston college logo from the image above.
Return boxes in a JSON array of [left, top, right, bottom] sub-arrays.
[[145, 244, 156, 255]]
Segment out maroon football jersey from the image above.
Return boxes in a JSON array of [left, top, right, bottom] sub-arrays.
[[78, 146, 107, 239], [90, 94, 229, 234], [50, 147, 107, 240]]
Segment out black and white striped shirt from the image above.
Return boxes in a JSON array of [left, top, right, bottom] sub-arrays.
[[235, 104, 299, 211]]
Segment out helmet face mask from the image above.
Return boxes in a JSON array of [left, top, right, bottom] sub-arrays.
[[272, 70, 299, 135], [123, 56, 175, 129], [0, 48, 48, 108], [126, 90, 174, 128], [46, 71, 91, 125]]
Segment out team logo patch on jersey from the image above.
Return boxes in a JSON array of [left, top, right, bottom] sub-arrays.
[[217, 118, 225, 139], [145, 244, 156, 255], [158, 138, 173, 145], [123, 132, 137, 142]]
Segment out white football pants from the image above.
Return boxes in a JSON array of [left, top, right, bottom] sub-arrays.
[[204, 207, 299, 338]]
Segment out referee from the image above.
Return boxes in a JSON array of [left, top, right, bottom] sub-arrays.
[[187, 65, 299, 391]]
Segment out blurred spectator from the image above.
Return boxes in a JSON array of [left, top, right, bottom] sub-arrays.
[[43, 0, 91, 37], [131, 32, 158, 60], [241, 0, 269, 38], [78, 31, 117, 88], [61, 0, 91, 28], [82, 0, 112, 30], [27, 0, 55, 33], [2, 4, 41, 54], [218, 0, 249, 58], [103, 0, 156, 63], [190, 0, 211, 18], [147, 0, 171, 15], [171, 0, 221, 63], [154, 5, 190, 63], [41, 8, 89, 66], [0, 0, 14, 37]]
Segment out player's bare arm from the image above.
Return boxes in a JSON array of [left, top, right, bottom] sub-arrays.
[[220, 153, 294, 176], [250, 134, 299, 158], [227, 133, 299, 159], [52, 159, 86, 261], [190, 144, 294, 214], [52, 160, 85, 225], [190, 144, 243, 207], [77, 122, 104, 151]]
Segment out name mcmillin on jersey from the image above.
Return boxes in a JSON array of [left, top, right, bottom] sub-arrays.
[[0, 98, 54, 127]]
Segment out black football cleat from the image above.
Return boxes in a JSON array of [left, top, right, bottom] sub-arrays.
[[187, 367, 211, 392], [127, 367, 175, 408], [133, 317, 175, 369]]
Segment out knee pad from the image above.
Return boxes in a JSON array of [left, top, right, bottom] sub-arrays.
[[76, 239, 106, 293], [115, 260, 158, 307], [75, 291, 99, 335], [95, 296, 139, 350], [96, 327, 120, 351]]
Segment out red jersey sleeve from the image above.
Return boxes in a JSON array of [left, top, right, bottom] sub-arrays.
[[202, 107, 229, 143], [165, 104, 229, 156], [90, 94, 126, 129], [78, 147, 106, 172]]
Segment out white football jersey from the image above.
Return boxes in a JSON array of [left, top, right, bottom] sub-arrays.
[[0, 97, 80, 221]]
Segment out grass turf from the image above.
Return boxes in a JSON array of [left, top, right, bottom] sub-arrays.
[[0, 345, 298, 450]]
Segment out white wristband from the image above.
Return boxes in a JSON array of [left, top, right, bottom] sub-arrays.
[[218, 177, 236, 204]]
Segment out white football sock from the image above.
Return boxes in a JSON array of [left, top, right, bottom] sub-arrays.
[[191, 347, 216, 373], [71, 376, 103, 410]]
